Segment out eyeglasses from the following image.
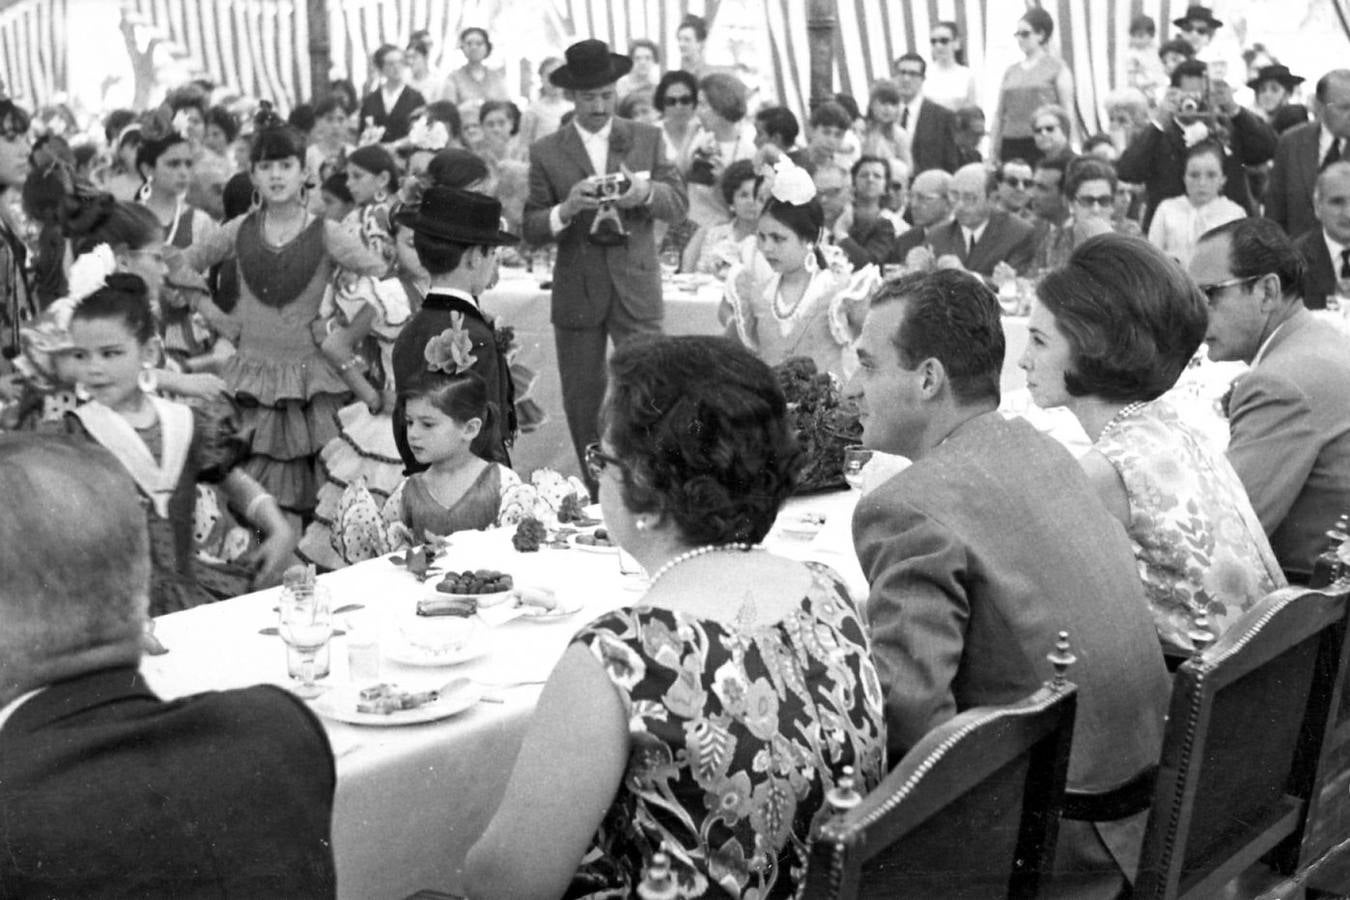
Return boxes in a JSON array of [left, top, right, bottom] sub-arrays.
[[1180, 25, 1211, 36], [584, 442, 626, 481], [1197, 274, 1264, 302], [930, 36, 952, 45], [947, 191, 985, 205], [1002, 176, 1032, 189], [664, 95, 695, 106], [889, 182, 907, 191], [895, 69, 924, 79], [1074, 194, 1115, 208], [1034, 124, 1060, 135]]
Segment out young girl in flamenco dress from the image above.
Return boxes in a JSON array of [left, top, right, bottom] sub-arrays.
[[332, 326, 524, 563], [58, 270, 295, 615], [297, 211, 427, 569], [174, 114, 388, 520]]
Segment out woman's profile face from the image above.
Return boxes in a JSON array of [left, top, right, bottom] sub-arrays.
[[756, 212, 809, 274], [677, 27, 702, 63], [408, 48, 428, 74], [0, 130, 31, 187], [1020, 296, 1074, 409]]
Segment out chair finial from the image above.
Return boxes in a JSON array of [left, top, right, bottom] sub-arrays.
[[826, 765, 863, 815], [1189, 605, 1215, 653], [1048, 631, 1076, 687]]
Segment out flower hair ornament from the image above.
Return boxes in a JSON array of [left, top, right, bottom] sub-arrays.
[[769, 158, 816, 206], [423, 312, 478, 375], [171, 109, 194, 139], [407, 117, 450, 152], [47, 243, 117, 332]]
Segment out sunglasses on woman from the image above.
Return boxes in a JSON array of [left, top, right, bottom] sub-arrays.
[[664, 95, 695, 106]]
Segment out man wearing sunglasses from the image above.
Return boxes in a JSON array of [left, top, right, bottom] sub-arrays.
[[995, 158, 1035, 221], [1190, 218, 1350, 582]]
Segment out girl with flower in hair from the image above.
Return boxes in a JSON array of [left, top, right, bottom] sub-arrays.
[[722, 159, 879, 382], [331, 315, 523, 562], [171, 112, 389, 520]]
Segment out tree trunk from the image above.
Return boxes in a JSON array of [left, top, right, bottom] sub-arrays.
[[805, 0, 835, 112], [307, 0, 330, 102]]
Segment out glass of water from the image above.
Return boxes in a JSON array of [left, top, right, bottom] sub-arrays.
[[842, 445, 873, 491]]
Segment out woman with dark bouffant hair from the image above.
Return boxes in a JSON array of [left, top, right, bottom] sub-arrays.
[[467, 333, 885, 898], [721, 161, 879, 381], [1020, 233, 1284, 654], [171, 110, 390, 519]]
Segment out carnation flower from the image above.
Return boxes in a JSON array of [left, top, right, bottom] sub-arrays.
[[770, 159, 816, 206], [423, 312, 477, 375], [407, 118, 450, 151]]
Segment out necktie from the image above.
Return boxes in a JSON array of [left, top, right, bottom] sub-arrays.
[[1341, 248, 1350, 280], [900, 106, 910, 130], [967, 231, 976, 257], [1323, 138, 1342, 171]]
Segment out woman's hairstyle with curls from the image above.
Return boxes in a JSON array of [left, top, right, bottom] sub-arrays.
[[62, 190, 161, 256], [1035, 233, 1207, 403], [70, 272, 158, 345], [601, 335, 802, 546], [400, 368, 492, 429], [762, 195, 828, 270], [479, 100, 521, 135], [135, 110, 190, 175], [347, 144, 401, 193]]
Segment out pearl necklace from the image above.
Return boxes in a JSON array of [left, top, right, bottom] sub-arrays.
[[646, 543, 760, 589], [1100, 400, 1148, 437]]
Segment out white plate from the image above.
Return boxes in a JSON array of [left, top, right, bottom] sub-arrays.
[[778, 513, 826, 540], [387, 619, 488, 667], [517, 597, 585, 622], [569, 533, 618, 553], [309, 682, 482, 726]]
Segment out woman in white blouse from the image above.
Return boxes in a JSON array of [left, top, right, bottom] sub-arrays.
[[925, 21, 979, 111]]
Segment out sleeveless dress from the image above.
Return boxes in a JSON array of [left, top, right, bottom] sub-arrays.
[[177, 212, 389, 517], [568, 563, 887, 898], [1095, 399, 1286, 652]]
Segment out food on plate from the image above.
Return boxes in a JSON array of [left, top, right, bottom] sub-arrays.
[[556, 493, 585, 524], [512, 586, 559, 613], [435, 569, 513, 594], [512, 516, 547, 552], [417, 596, 477, 617], [574, 527, 613, 548], [355, 683, 441, 715]]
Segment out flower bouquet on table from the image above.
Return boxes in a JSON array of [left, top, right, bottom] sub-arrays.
[[774, 356, 862, 494]]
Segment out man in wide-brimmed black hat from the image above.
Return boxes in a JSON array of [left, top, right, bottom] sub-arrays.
[[391, 185, 521, 470], [522, 38, 688, 492], [1173, 5, 1222, 54]]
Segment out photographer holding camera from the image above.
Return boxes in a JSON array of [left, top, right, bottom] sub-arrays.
[[1118, 58, 1276, 231], [523, 39, 688, 493]]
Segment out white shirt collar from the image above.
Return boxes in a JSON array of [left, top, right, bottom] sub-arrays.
[[0, 686, 45, 736], [1320, 125, 1343, 160], [426, 286, 480, 308], [902, 94, 923, 129], [574, 118, 613, 175], [1324, 229, 1349, 272], [962, 220, 988, 245]]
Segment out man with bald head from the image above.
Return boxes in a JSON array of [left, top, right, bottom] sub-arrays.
[[883, 168, 954, 265], [0, 435, 337, 896], [927, 162, 1037, 278], [1293, 161, 1350, 308], [1266, 69, 1350, 239]]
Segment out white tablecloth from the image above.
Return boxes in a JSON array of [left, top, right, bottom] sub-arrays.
[[140, 490, 865, 899]]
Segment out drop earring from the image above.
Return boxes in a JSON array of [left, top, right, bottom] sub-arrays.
[[137, 364, 158, 394]]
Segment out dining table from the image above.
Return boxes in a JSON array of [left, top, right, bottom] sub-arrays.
[[140, 488, 869, 899]]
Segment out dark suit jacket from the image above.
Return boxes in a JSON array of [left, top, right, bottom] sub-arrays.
[[358, 85, 427, 143], [882, 222, 941, 265], [854, 412, 1170, 890], [523, 118, 687, 329], [1227, 308, 1350, 580], [1117, 109, 1277, 231], [392, 291, 513, 470], [1293, 229, 1339, 310], [838, 214, 895, 268], [0, 667, 336, 898], [911, 99, 961, 175], [1265, 122, 1325, 240], [928, 210, 1037, 276]]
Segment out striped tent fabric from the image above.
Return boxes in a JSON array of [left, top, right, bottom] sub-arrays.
[[0, 0, 66, 109]]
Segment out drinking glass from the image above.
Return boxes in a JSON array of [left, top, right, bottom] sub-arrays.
[[842, 445, 873, 491], [659, 248, 680, 279], [279, 584, 333, 698]]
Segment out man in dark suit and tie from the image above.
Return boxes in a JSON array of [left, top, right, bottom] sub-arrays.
[[1191, 218, 1350, 581], [523, 39, 687, 487], [892, 53, 961, 175], [1266, 69, 1350, 240], [849, 271, 1170, 898], [883, 168, 953, 266], [0, 435, 337, 898], [1293, 161, 1350, 309], [928, 163, 1037, 278]]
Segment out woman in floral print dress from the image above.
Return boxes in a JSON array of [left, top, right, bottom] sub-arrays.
[[465, 335, 886, 898], [1020, 234, 1284, 654]]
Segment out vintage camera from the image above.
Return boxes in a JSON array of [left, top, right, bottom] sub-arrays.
[[687, 147, 718, 186], [586, 172, 630, 200], [585, 173, 632, 246]]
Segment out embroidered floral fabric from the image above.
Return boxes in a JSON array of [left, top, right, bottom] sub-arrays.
[[569, 563, 886, 899], [1096, 399, 1286, 652]]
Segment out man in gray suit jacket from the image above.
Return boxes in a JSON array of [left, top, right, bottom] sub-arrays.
[[523, 39, 687, 486], [928, 163, 1037, 279], [849, 270, 1170, 898], [1193, 218, 1350, 581], [1265, 70, 1350, 240], [1292, 161, 1350, 310]]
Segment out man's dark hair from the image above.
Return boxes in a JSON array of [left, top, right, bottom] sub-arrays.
[[809, 101, 852, 131], [875, 269, 1004, 405], [1035, 155, 1070, 193], [1170, 59, 1208, 87], [1200, 218, 1306, 299], [893, 51, 928, 79], [1064, 157, 1118, 198], [1158, 38, 1196, 62]]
